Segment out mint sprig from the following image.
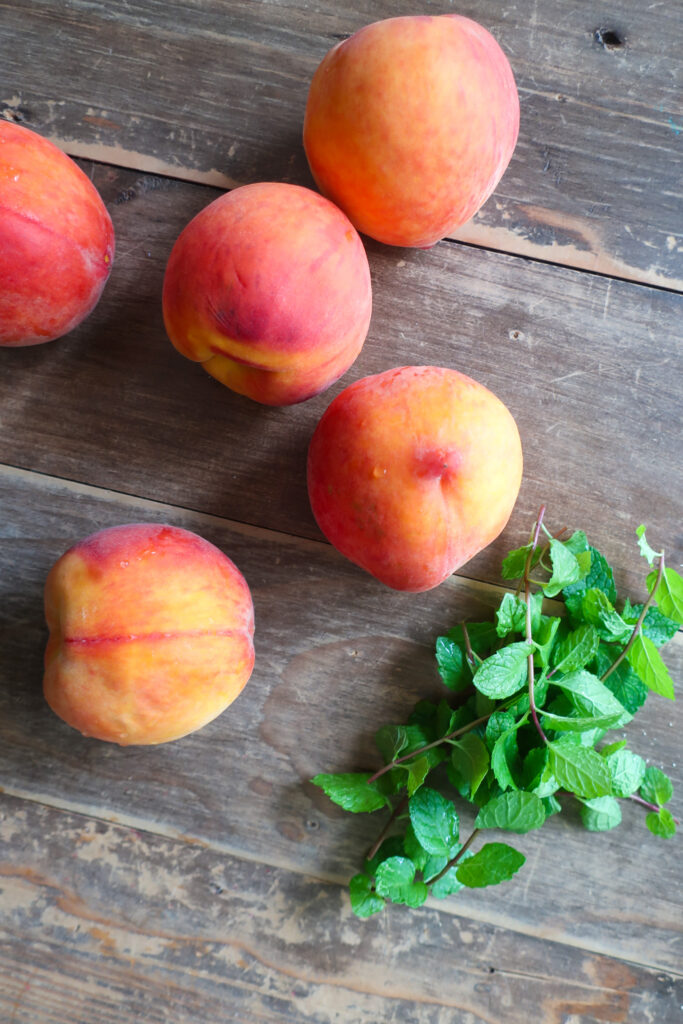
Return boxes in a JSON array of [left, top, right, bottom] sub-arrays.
[[312, 510, 680, 916]]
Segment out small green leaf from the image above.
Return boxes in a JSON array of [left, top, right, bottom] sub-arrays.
[[491, 727, 521, 791], [455, 842, 526, 888], [435, 636, 470, 691], [542, 794, 562, 816], [429, 866, 465, 898], [580, 589, 632, 643], [364, 835, 406, 877], [605, 749, 645, 798], [579, 796, 622, 832], [563, 546, 617, 604], [647, 567, 683, 625], [600, 740, 627, 757], [636, 525, 661, 567], [564, 530, 590, 555], [485, 710, 517, 751], [496, 591, 543, 638], [597, 648, 648, 714], [552, 624, 600, 675], [349, 874, 385, 917], [501, 543, 534, 579], [450, 733, 490, 800], [554, 670, 632, 724], [646, 808, 677, 839], [447, 622, 499, 658], [548, 741, 612, 799], [374, 724, 409, 764], [474, 642, 533, 699], [627, 634, 675, 700], [409, 787, 460, 858], [406, 755, 431, 797], [475, 791, 546, 833], [640, 766, 674, 807], [545, 539, 582, 597], [621, 602, 679, 648], [541, 709, 626, 733], [375, 857, 428, 907], [533, 615, 562, 669], [312, 773, 387, 813]]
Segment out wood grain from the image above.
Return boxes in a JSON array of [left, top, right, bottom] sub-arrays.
[[1, 0, 681, 287], [1, 792, 681, 1024], [0, 163, 681, 596], [1, 466, 681, 972]]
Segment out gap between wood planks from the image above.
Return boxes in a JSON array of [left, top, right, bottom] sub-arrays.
[[40, 139, 683, 295]]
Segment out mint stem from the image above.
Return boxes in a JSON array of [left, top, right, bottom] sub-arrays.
[[367, 713, 493, 785], [600, 553, 666, 683], [366, 795, 408, 862], [525, 505, 549, 745], [429, 828, 481, 885], [629, 792, 680, 825]]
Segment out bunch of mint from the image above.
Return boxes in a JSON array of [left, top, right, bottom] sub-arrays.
[[312, 509, 681, 917]]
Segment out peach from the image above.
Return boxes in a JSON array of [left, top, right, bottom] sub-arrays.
[[0, 122, 114, 346], [303, 14, 519, 248], [307, 366, 523, 592], [162, 182, 372, 405], [43, 524, 255, 745]]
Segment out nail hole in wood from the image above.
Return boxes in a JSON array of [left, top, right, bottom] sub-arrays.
[[595, 28, 624, 50]]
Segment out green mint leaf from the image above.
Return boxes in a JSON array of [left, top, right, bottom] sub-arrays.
[[646, 808, 677, 839], [374, 724, 409, 764], [402, 824, 428, 872], [450, 733, 490, 800], [447, 622, 499, 658], [475, 791, 546, 833], [312, 773, 387, 813], [429, 865, 466, 898], [533, 615, 562, 669], [491, 727, 521, 791], [408, 787, 460, 858], [496, 591, 543, 638], [474, 642, 533, 699], [563, 546, 617, 604], [640, 766, 674, 807], [621, 603, 679, 648], [552, 624, 600, 675], [485, 710, 517, 751], [349, 873, 385, 917], [456, 842, 526, 888], [364, 835, 406, 877], [501, 543, 534, 579], [647, 567, 683, 625], [626, 634, 675, 700], [597, 648, 649, 714], [374, 857, 428, 907], [542, 794, 562, 816], [579, 796, 622, 832], [600, 740, 627, 757], [636, 525, 661, 566], [435, 636, 470, 691], [564, 530, 590, 555], [545, 539, 583, 597], [605, 748, 646, 798], [541, 709, 626, 733], [548, 741, 612, 799], [406, 755, 431, 797], [553, 670, 633, 723], [580, 589, 632, 643]]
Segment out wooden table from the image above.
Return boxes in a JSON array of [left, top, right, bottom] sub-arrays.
[[1, 2, 681, 1020]]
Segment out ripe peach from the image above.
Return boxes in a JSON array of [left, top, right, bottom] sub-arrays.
[[303, 14, 519, 248], [307, 366, 523, 592], [0, 122, 114, 346], [162, 182, 372, 405], [43, 524, 255, 745]]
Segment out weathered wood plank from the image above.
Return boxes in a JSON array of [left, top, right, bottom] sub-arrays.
[[0, 163, 681, 594], [1, 466, 681, 972], [1, 792, 681, 1024], [1, 0, 681, 287]]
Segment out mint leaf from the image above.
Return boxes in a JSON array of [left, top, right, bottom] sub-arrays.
[[554, 670, 632, 723], [541, 709, 626, 733], [545, 539, 583, 597], [600, 740, 627, 757], [627, 634, 675, 700], [475, 791, 546, 833], [647, 567, 683, 625], [501, 543, 534, 579], [552, 624, 600, 675], [474, 642, 533, 699], [548, 741, 611, 799], [564, 530, 590, 555], [646, 808, 677, 839], [349, 874, 385, 917], [605, 748, 646, 798], [312, 773, 387, 812], [430, 865, 466, 898], [447, 622, 498, 658], [496, 591, 542, 638], [409, 787, 459, 857], [636, 525, 661, 566], [640, 766, 674, 807], [491, 727, 521, 791], [597, 648, 648, 714], [485, 710, 517, 750], [563, 546, 617, 604], [581, 589, 631, 643], [579, 796, 622, 832], [456, 842, 526, 888], [450, 733, 490, 800], [374, 724, 409, 764], [542, 794, 562, 816], [621, 602, 679, 648], [405, 755, 431, 797], [533, 615, 562, 668], [375, 857, 428, 907], [435, 636, 470, 691], [364, 835, 406, 877]]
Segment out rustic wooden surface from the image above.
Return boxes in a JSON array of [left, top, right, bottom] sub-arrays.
[[1, 1, 682, 1021]]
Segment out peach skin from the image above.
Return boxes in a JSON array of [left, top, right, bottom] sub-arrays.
[[162, 182, 372, 405], [304, 14, 519, 248], [307, 366, 523, 592], [43, 524, 255, 745], [0, 121, 114, 346]]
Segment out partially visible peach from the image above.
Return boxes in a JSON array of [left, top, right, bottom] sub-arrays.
[[162, 182, 372, 405], [43, 524, 255, 745], [303, 14, 519, 248], [307, 366, 523, 592], [0, 122, 114, 346]]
